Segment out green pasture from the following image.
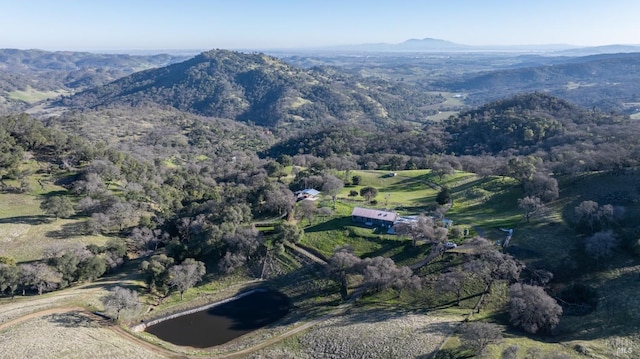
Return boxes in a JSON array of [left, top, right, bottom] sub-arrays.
[[337, 169, 440, 211], [305, 169, 526, 259], [7, 87, 68, 103], [339, 169, 523, 231], [446, 176, 523, 233]]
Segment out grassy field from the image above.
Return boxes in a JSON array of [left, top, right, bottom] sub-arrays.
[[0, 192, 110, 262], [0, 312, 165, 359], [0, 160, 110, 262], [249, 309, 458, 359], [7, 87, 69, 103]]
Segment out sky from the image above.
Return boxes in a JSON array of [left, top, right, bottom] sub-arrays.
[[1, 0, 639, 52]]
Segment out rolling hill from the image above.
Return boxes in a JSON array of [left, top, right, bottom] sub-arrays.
[[56, 49, 444, 128], [0, 49, 189, 113], [440, 52, 640, 112]]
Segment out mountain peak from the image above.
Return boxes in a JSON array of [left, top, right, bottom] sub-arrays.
[[402, 37, 455, 44]]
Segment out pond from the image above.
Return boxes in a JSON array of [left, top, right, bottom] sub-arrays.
[[145, 289, 291, 348]]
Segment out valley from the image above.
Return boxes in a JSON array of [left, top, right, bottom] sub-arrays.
[[1, 46, 640, 359]]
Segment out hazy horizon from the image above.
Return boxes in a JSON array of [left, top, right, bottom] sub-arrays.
[[2, 0, 639, 52]]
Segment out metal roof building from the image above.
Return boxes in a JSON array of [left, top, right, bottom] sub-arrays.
[[351, 207, 397, 228]]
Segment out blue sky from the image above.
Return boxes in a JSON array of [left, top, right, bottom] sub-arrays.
[[1, 0, 639, 51]]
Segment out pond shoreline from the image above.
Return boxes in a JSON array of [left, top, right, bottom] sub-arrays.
[[130, 288, 268, 332]]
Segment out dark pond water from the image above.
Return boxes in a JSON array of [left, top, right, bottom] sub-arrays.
[[145, 290, 291, 348]]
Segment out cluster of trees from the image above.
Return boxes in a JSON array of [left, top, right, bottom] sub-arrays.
[[326, 248, 420, 300], [433, 238, 562, 336], [571, 200, 623, 261], [140, 255, 206, 300], [394, 215, 448, 248], [0, 240, 125, 297]]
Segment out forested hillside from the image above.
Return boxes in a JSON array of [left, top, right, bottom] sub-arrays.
[[57, 49, 444, 128], [441, 52, 640, 112], [0, 49, 188, 114], [270, 93, 640, 176]]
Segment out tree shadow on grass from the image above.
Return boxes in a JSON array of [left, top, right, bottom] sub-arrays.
[[430, 348, 474, 359], [385, 177, 436, 193], [360, 236, 410, 259], [423, 292, 485, 311], [79, 280, 146, 293], [47, 311, 101, 328], [45, 221, 88, 238], [304, 216, 352, 233], [0, 215, 52, 225], [39, 190, 68, 198], [505, 244, 542, 261]]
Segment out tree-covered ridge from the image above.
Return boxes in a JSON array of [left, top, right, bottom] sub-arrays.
[[444, 93, 625, 155], [57, 49, 444, 128], [441, 53, 640, 112], [0, 48, 186, 74], [0, 49, 190, 114], [269, 93, 637, 169]]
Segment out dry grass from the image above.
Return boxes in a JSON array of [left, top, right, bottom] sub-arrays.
[[0, 312, 164, 359], [0, 193, 109, 262], [249, 309, 458, 359]]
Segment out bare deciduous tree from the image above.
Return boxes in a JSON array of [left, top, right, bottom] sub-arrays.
[[518, 196, 544, 222], [264, 183, 296, 218], [327, 247, 362, 300], [19, 263, 63, 295], [360, 256, 420, 294], [508, 283, 562, 334], [219, 227, 262, 274], [322, 174, 344, 209], [297, 200, 317, 225], [460, 322, 503, 355], [101, 286, 141, 321], [168, 258, 206, 300], [394, 215, 448, 247], [585, 230, 618, 259], [501, 344, 520, 359], [436, 270, 469, 306], [574, 200, 614, 234], [464, 250, 523, 293], [524, 172, 559, 202]]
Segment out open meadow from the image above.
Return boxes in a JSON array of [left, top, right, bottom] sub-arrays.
[[0, 192, 109, 262], [249, 309, 458, 359]]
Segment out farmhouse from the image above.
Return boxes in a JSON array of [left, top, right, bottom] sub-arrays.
[[351, 207, 398, 228]]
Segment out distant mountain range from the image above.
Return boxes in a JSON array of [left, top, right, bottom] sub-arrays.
[[316, 37, 640, 56]]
